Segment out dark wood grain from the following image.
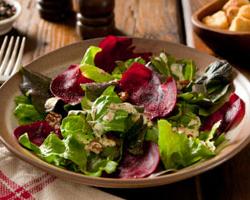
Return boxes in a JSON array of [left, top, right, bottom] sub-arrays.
[[183, 1, 250, 200], [12, 0, 79, 65], [115, 0, 184, 42]]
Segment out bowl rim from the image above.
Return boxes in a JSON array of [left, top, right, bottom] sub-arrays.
[[0, 0, 21, 25], [192, 0, 250, 36]]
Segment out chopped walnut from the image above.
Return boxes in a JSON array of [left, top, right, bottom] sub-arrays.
[[85, 140, 103, 154], [99, 137, 116, 147], [118, 91, 129, 101], [177, 80, 190, 90], [45, 112, 62, 130]]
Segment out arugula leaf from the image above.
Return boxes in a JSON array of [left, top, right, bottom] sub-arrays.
[[158, 120, 215, 170], [150, 53, 196, 83], [80, 46, 102, 65], [150, 52, 173, 76], [112, 57, 146, 79], [170, 59, 196, 81], [80, 64, 115, 83], [179, 59, 196, 81]]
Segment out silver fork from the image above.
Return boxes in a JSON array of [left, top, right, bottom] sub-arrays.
[[0, 36, 26, 83]]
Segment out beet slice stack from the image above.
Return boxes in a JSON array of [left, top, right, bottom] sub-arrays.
[[201, 93, 245, 134], [94, 35, 152, 73], [120, 62, 177, 119]]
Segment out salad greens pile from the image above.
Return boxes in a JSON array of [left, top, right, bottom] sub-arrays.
[[13, 36, 245, 179]]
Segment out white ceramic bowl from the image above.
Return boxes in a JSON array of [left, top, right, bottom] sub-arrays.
[[0, 0, 21, 35]]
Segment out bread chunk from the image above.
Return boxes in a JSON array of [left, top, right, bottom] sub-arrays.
[[229, 16, 250, 31], [223, 0, 249, 11], [203, 11, 229, 29]]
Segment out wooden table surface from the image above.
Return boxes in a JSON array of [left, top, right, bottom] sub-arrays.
[[3, 0, 250, 199]]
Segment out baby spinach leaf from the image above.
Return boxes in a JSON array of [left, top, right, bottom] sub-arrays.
[[80, 64, 115, 83], [80, 46, 102, 65]]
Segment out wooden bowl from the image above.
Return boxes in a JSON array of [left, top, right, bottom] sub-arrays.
[[192, 0, 250, 57], [0, 38, 250, 188]]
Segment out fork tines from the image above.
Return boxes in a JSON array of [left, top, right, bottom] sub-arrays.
[[0, 36, 26, 83]]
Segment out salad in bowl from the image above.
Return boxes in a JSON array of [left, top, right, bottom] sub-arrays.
[[13, 36, 245, 179]]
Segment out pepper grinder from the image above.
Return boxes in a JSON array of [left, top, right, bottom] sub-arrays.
[[37, 0, 72, 22], [76, 0, 115, 39]]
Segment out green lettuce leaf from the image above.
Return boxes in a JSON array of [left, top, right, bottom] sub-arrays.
[[80, 46, 102, 65], [19, 133, 87, 172], [158, 120, 215, 170], [14, 103, 44, 125], [14, 95, 31, 105], [88, 86, 141, 136], [61, 114, 94, 144], [86, 154, 118, 177], [80, 64, 115, 83]]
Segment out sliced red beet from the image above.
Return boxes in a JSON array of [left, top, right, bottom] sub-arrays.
[[120, 63, 177, 119], [118, 142, 160, 179], [94, 35, 152, 73], [119, 62, 152, 92], [14, 121, 61, 146], [201, 93, 245, 134], [50, 64, 92, 105]]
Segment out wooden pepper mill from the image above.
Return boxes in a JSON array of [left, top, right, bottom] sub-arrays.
[[76, 0, 115, 39], [37, 0, 72, 22]]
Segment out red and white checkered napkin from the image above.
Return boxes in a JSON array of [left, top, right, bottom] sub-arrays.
[[0, 142, 122, 200]]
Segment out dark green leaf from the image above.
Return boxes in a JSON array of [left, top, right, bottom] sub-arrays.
[[19, 68, 51, 114]]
